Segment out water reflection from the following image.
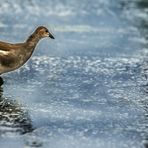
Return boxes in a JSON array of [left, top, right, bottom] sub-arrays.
[[0, 80, 33, 135]]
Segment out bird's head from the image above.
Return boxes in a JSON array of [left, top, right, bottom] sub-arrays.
[[35, 26, 55, 39]]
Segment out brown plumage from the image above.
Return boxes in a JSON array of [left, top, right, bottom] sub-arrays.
[[0, 26, 54, 75]]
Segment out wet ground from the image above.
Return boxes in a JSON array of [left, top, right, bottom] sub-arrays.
[[0, 0, 148, 148]]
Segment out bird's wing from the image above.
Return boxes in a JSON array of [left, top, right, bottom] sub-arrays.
[[0, 51, 16, 68]]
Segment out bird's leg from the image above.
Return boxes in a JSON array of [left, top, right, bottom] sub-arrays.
[[0, 77, 4, 86]]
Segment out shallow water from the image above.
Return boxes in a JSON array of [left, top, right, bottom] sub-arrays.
[[1, 0, 148, 148]]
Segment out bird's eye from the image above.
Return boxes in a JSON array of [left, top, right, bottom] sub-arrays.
[[45, 30, 48, 33]]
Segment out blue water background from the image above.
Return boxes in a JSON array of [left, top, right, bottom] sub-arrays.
[[0, 0, 148, 148]]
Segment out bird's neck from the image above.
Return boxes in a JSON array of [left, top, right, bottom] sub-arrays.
[[26, 32, 41, 48]]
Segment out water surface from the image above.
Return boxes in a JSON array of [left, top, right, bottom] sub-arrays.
[[1, 0, 148, 148]]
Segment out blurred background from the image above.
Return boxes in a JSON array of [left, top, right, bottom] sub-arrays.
[[1, 0, 148, 148]]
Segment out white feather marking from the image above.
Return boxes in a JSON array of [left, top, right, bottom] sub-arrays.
[[0, 50, 9, 55]]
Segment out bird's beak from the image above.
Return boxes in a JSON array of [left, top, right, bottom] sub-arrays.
[[49, 32, 55, 39]]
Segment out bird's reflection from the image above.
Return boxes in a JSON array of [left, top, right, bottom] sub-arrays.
[[0, 77, 33, 135]]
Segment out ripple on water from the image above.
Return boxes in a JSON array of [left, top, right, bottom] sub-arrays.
[[3, 56, 147, 148]]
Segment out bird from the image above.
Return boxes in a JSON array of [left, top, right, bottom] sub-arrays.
[[0, 26, 54, 75]]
